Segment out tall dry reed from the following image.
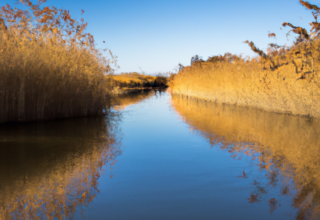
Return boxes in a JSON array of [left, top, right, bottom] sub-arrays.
[[172, 55, 320, 118], [171, 0, 320, 118], [0, 0, 114, 123]]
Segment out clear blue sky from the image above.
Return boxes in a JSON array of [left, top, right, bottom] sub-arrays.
[[4, 0, 318, 74]]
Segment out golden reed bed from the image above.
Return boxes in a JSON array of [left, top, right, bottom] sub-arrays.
[[171, 61, 320, 118], [0, 1, 114, 123], [171, 0, 320, 119]]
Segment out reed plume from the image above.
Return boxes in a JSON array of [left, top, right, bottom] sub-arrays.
[[282, 22, 310, 41], [0, 0, 115, 123]]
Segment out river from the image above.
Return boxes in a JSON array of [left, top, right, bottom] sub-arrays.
[[1, 90, 320, 220]]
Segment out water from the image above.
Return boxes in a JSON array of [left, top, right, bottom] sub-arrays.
[[1, 90, 320, 220]]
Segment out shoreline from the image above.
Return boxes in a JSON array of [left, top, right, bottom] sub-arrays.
[[171, 62, 320, 119], [112, 86, 168, 95], [171, 92, 317, 120]]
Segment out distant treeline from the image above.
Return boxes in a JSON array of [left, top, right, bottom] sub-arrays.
[[0, 0, 115, 123], [112, 72, 167, 94], [171, 0, 320, 118]]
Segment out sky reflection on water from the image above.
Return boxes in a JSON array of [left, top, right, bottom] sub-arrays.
[[76, 91, 308, 220], [2, 91, 320, 219]]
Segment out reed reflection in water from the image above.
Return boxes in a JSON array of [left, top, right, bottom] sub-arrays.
[[113, 89, 167, 111], [113, 90, 155, 110], [171, 95, 320, 220], [0, 116, 121, 220]]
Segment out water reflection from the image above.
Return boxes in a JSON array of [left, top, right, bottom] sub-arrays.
[[113, 89, 167, 110], [0, 116, 121, 220], [171, 95, 320, 220]]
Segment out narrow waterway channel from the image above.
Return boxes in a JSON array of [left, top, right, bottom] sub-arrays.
[[1, 90, 320, 220]]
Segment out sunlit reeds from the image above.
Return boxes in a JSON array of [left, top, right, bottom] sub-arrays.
[[112, 72, 157, 93], [112, 72, 167, 94], [171, 0, 320, 118], [172, 57, 320, 118], [0, 1, 114, 123]]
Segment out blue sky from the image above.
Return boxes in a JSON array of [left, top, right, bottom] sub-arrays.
[[4, 0, 318, 74]]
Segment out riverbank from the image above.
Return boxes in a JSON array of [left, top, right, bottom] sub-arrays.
[[171, 55, 320, 119], [170, 0, 320, 119], [0, 2, 113, 123]]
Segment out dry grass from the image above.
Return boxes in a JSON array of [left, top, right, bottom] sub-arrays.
[[172, 95, 320, 219], [172, 56, 320, 118], [171, 1, 320, 118], [113, 72, 156, 88], [0, 1, 114, 123], [112, 72, 168, 94]]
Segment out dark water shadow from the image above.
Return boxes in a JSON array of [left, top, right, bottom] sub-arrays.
[[0, 116, 121, 220]]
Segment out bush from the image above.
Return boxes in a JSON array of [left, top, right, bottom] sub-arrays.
[[154, 76, 168, 87]]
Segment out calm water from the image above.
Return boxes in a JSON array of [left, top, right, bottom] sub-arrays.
[[1, 90, 320, 220]]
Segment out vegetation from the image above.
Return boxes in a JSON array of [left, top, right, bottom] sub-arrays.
[[0, 0, 115, 123], [113, 72, 156, 89], [172, 95, 320, 219], [112, 72, 167, 94], [171, 0, 320, 118]]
